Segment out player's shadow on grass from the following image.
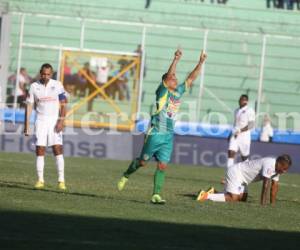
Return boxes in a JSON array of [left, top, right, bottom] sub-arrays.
[[0, 209, 299, 250], [0, 180, 146, 204]]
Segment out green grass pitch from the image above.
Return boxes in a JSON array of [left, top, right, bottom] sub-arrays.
[[0, 152, 299, 250]]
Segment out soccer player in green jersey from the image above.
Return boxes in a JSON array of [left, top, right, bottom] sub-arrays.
[[117, 48, 207, 204]]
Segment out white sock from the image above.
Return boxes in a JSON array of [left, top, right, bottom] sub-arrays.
[[36, 156, 45, 182], [227, 158, 234, 168], [207, 193, 226, 202], [55, 154, 65, 182]]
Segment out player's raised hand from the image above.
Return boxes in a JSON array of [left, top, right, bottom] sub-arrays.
[[174, 49, 182, 60], [199, 50, 207, 64]]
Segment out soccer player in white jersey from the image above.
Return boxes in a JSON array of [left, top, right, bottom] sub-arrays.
[[23, 63, 67, 190], [227, 94, 255, 167], [198, 154, 292, 205]]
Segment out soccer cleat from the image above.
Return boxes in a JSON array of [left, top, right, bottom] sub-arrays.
[[151, 194, 166, 205], [197, 190, 208, 202], [34, 181, 44, 189], [206, 186, 215, 194], [58, 182, 67, 191], [117, 176, 128, 191]]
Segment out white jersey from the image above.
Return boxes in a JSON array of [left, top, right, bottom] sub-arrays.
[[260, 123, 274, 142], [27, 79, 66, 121], [233, 105, 255, 137], [96, 67, 109, 84], [237, 157, 280, 185]]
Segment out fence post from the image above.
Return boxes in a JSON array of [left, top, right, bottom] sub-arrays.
[[256, 35, 267, 126], [196, 29, 209, 122], [13, 13, 25, 109], [137, 26, 147, 119]]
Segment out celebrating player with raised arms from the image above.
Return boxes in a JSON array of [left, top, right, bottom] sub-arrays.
[[24, 63, 67, 190], [118, 48, 207, 204], [198, 154, 292, 205]]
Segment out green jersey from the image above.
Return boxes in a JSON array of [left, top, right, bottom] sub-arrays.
[[150, 81, 187, 133]]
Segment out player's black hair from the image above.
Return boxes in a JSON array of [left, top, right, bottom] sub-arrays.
[[162, 73, 168, 82], [40, 63, 53, 73], [276, 154, 292, 166], [240, 94, 249, 100]]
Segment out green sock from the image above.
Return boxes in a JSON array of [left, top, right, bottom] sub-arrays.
[[153, 169, 165, 195], [123, 159, 141, 178]]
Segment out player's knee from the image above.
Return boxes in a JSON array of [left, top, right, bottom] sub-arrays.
[[52, 145, 63, 156], [228, 150, 236, 158], [226, 193, 239, 202], [140, 160, 147, 167], [240, 193, 248, 202], [36, 147, 45, 156], [157, 162, 167, 171]]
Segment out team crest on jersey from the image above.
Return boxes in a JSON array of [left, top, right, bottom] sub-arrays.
[[51, 86, 55, 91], [166, 96, 181, 118]]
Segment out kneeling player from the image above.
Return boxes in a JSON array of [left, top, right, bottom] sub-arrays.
[[198, 155, 292, 205]]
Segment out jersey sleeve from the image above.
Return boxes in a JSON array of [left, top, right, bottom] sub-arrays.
[[262, 158, 278, 180], [155, 81, 168, 98], [57, 82, 67, 101], [248, 108, 256, 123], [26, 84, 35, 104], [176, 81, 188, 95]]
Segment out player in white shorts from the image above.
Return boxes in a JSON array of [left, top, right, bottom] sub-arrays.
[[24, 63, 67, 190], [227, 94, 255, 167], [197, 154, 292, 205]]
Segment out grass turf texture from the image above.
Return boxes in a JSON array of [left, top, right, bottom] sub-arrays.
[[0, 152, 299, 250]]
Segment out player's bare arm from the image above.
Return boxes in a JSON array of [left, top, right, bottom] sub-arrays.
[[261, 177, 271, 206], [24, 103, 33, 136], [233, 122, 255, 137], [270, 180, 279, 205], [164, 49, 182, 86], [55, 99, 67, 133], [186, 50, 207, 87]]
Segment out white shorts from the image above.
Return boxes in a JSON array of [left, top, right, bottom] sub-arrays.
[[35, 120, 63, 147], [225, 165, 248, 195], [228, 134, 251, 156]]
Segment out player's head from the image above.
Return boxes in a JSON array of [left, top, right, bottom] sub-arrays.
[[40, 63, 53, 84], [162, 73, 178, 90], [239, 94, 248, 107], [275, 154, 292, 174]]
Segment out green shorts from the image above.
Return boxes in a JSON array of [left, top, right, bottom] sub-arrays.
[[140, 127, 174, 164]]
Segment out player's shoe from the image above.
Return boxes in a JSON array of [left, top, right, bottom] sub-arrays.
[[206, 186, 215, 194], [197, 190, 208, 202], [151, 194, 166, 205], [117, 176, 128, 191], [34, 181, 44, 189], [58, 182, 67, 191]]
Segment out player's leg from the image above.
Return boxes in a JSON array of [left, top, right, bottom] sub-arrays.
[[228, 135, 238, 167], [118, 128, 158, 191], [49, 124, 66, 190], [151, 162, 167, 204], [239, 137, 251, 162], [52, 144, 66, 190], [239, 184, 248, 202], [35, 146, 46, 188], [199, 164, 243, 202], [34, 120, 47, 189], [151, 133, 173, 204]]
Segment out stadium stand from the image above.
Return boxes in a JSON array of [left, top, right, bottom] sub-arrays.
[[3, 0, 300, 131]]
